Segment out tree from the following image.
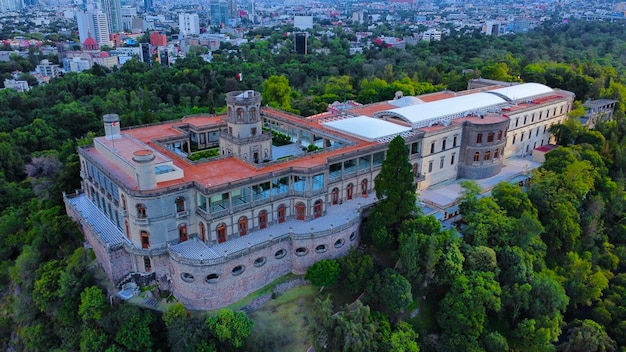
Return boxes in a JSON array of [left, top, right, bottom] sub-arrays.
[[368, 135, 418, 248], [78, 286, 107, 324], [389, 321, 419, 352], [337, 250, 376, 294], [305, 259, 340, 289], [367, 268, 413, 313], [557, 320, 616, 352], [206, 309, 254, 351], [262, 75, 292, 110]]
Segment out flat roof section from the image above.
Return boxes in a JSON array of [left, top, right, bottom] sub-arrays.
[[487, 83, 554, 102], [322, 116, 412, 142]]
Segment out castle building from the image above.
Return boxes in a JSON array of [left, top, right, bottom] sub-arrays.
[[64, 82, 575, 310]]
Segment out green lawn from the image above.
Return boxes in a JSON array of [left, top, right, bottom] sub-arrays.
[[246, 285, 319, 352]]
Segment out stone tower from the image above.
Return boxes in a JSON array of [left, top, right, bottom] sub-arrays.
[[219, 90, 273, 163]]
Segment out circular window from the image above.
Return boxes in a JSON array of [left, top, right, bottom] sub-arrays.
[[334, 239, 345, 248], [232, 265, 245, 276], [253, 257, 267, 267], [205, 273, 220, 284], [181, 272, 195, 283], [349, 231, 357, 241], [274, 249, 287, 259], [315, 244, 327, 253], [295, 247, 308, 256]]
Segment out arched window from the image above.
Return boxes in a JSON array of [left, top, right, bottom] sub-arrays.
[[484, 151, 491, 161], [476, 133, 483, 144], [179, 224, 188, 242], [361, 179, 368, 195], [140, 231, 150, 249], [175, 197, 185, 213], [346, 183, 353, 200], [497, 130, 503, 141], [258, 210, 268, 230], [216, 223, 227, 243], [238, 216, 248, 236], [277, 204, 286, 223], [314, 199, 323, 219], [487, 132, 494, 143], [295, 202, 306, 220], [494, 149, 499, 159], [136, 204, 147, 219], [121, 194, 127, 211], [199, 221, 206, 242], [331, 188, 339, 205], [249, 107, 257, 120], [473, 152, 480, 162], [237, 108, 244, 121]]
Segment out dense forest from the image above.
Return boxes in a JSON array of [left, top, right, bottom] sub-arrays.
[[1, 19, 626, 350]]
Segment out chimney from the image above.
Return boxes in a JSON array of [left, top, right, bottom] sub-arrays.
[[103, 114, 121, 140], [132, 150, 156, 191]]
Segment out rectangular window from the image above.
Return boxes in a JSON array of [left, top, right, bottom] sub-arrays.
[[231, 187, 250, 206], [252, 181, 271, 201], [476, 133, 483, 143], [197, 194, 207, 211], [272, 176, 289, 195], [312, 173, 324, 191], [372, 151, 385, 166], [440, 157, 444, 169], [453, 136, 458, 147], [199, 133, 206, 144], [451, 154, 455, 165], [442, 140, 447, 151], [411, 142, 420, 155], [292, 175, 306, 192], [343, 159, 357, 175], [487, 133, 494, 143], [430, 142, 435, 154], [329, 163, 342, 180], [512, 135, 516, 144], [358, 155, 371, 171], [251, 127, 257, 136], [521, 133, 524, 142], [428, 161, 433, 173]]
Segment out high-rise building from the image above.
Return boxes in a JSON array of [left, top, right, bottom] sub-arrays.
[[99, 0, 123, 33], [0, 0, 23, 12], [294, 32, 308, 55], [209, 0, 229, 26], [143, 0, 153, 12], [77, 9, 114, 48], [179, 13, 200, 37]]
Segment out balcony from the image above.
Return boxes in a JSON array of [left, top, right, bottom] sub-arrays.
[[176, 210, 189, 219], [134, 217, 149, 225]]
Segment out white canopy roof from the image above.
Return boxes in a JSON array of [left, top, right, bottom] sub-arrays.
[[323, 116, 411, 142], [487, 83, 554, 102], [373, 92, 508, 128]]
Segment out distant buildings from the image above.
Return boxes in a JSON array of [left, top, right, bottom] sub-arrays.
[[3, 79, 29, 92], [582, 99, 617, 128], [36, 59, 61, 78], [422, 28, 442, 41], [76, 9, 114, 48], [179, 13, 200, 37]]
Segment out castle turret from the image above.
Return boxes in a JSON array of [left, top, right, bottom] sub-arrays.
[[133, 150, 156, 190], [103, 114, 121, 140]]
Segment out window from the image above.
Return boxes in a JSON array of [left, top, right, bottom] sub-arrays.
[[515, 118, 519, 127], [536, 128, 539, 137], [428, 161, 433, 173], [524, 116, 527, 124], [179, 224, 188, 242], [315, 244, 327, 253], [250, 107, 257, 119], [440, 157, 444, 169], [125, 221, 130, 239], [141, 231, 150, 249], [451, 153, 455, 165], [512, 135, 516, 144], [430, 142, 435, 154], [206, 273, 220, 283], [485, 151, 491, 161], [251, 127, 257, 136], [531, 114, 535, 122], [121, 194, 127, 210], [334, 239, 345, 248], [258, 210, 268, 230], [144, 257, 151, 272], [238, 217, 248, 236], [199, 222, 206, 242], [274, 249, 287, 259], [442, 139, 447, 150], [199, 133, 206, 144], [361, 179, 368, 195], [349, 231, 357, 241], [473, 152, 480, 162], [237, 108, 244, 121], [487, 133, 494, 143], [278, 204, 286, 223], [232, 265, 245, 276], [476, 133, 483, 143], [254, 257, 266, 267], [413, 164, 418, 177], [411, 142, 419, 154], [521, 133, 525, 142], [175, 197, 185, 213], [217, 223, 226, 243], [296, 202, 306, 220], [346, 184, 353, 200], [137, 204, 147, 219], [453, 135, 458, 147], [295, 247, 308, 256], [314, 200, 323, 219], [544, 125, 547, 133], [494, 149, 499, 158], [331, 188, 339, 205], [181, 273, 195, 283]]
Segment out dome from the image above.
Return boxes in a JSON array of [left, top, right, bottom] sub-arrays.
[[99, 51, 110, 58], [83, 37, 98, 50]]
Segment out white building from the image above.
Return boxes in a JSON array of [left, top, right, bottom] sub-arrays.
[[422, 28, 442, 42], [179, 13, 200, 37], [77, 9, 114, 48], [3, 79, 29, 92], [36, 59, 61, 78]]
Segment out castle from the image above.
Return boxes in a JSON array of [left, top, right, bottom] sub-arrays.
[[64, 80, 574, 309]]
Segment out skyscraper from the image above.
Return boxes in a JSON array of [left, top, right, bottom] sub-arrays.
[[99, 0, 123, 33], [76, 9, 113, 48], [0, 0, 23, 12], [143, 0, 153, 12], [209, 0, 229, 27]]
